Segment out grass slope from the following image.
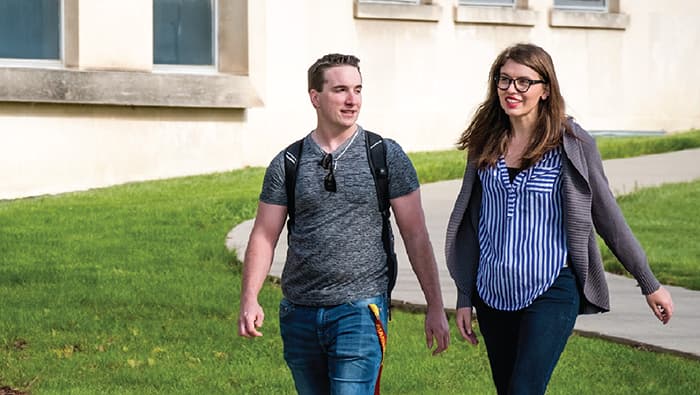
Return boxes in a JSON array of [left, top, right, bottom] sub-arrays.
[[1, 130, 699, 393]]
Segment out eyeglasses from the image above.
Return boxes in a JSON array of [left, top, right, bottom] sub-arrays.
[[495, 75, 546, 93], [319, 153, 337, 192]]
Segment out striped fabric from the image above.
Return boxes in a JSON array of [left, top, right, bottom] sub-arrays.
[[476, 147, 567, 311], [446, 121, 661, 314]]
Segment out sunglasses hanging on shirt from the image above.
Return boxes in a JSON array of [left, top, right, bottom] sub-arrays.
[[317, 129, 359, 193], [319, 153, 337, 192]]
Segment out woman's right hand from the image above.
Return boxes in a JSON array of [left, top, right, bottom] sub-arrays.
[[456, 307, 479, 345], [645, 286, 674, 325]]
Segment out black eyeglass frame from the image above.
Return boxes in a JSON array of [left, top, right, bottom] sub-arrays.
[[495, 75, 547, 93], [319, 153, 337, 192]]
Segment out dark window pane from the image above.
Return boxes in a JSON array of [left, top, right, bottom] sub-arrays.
[[554, 0, 606, 9], [459, 0, 515, 5], [359, 0, 420, 3], [154, 0, 213, 65], [0, 0, 60, 60]]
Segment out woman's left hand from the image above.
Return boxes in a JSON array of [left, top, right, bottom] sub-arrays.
[[645, 286, 674, 324]]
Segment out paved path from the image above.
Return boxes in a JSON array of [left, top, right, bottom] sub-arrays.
[[227, 148, 700, 359]]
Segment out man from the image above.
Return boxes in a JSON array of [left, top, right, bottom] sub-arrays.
[[237, 53, 449, 394]]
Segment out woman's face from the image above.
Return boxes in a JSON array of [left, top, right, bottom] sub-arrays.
[[496, 59, 549, 125]]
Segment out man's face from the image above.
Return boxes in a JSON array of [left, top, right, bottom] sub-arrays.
[[310, 65, 362, 131]]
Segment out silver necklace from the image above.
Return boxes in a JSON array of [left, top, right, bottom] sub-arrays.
[[332, 129, 359, 170]]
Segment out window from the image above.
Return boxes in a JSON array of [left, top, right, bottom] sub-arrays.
[[0, 0, 61, 61], [354, 0, 441, 22], [154, 0, 215, 66], [0, 0, 261, 108], [359, 0, 420, 3], [454, 0, 536, 26], [553, 0, 606, 11], [459, 0, 514, 6], [549, 0, 628, 30]]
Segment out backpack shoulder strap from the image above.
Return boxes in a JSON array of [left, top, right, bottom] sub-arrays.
[[364, 130, 398, 317], [284, 138, 304, 235], [365, 130, 389, 215]]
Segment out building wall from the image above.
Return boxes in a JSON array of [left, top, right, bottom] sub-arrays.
[[1, 0, 699, 200]]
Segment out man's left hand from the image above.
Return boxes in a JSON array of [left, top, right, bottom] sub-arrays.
[[425, 306, 450, 355]]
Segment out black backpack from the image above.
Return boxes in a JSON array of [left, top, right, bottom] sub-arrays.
[[283, 130, 398, 311]]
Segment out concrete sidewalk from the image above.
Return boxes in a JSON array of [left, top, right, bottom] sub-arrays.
[[226, 148, 700, 359]]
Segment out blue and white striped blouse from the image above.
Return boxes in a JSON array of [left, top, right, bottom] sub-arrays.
[[476, 147, 567, 311]]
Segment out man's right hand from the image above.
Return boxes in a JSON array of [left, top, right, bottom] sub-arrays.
[[237, 202, 287, 338], [238, 300, 265, 337]]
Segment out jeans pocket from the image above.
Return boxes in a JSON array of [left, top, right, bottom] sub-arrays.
[[347, 294, 386, 309], [347, 294, 388, 329], [279, 298, 296, 320]]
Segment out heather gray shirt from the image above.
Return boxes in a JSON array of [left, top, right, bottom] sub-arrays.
[[260, 127, 419, 306]]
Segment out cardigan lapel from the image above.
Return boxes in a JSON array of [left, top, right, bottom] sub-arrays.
[[445, 159, 478, 261], [562, 130, 588, 183], [561, 130, 593, 288]]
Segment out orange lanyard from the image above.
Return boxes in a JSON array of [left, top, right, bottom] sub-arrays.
[[369, 303, 387, 394]]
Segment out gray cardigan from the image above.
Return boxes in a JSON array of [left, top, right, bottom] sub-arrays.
[[445, 121, 661, 314]]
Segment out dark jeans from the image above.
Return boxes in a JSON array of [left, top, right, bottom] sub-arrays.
[[475, 267, 580, 395]]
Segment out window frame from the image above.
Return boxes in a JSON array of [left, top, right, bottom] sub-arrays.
[[358, 0, 420, 4], [553, 0, 607, 11], [353, 0, 441, 22], [152, 0, 218, 72], [549, 0, 628, 30], [454, 0, 536, 26], [0, 0, 64, 67], [458, 0, 515, 6]]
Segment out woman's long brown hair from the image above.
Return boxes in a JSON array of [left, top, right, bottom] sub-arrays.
[[457, 43, 572, 169]]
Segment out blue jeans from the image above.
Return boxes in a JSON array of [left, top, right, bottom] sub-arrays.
[[475, 267, 580, 395], [279, 294, 388, 395]]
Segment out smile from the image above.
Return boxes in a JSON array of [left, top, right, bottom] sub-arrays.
[[505, 97, 521, 109]]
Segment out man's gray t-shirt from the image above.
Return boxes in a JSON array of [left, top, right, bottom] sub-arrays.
[[259, 127, 419, 306]]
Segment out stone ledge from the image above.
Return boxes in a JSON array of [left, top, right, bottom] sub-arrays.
[[454, 5, 537, 26], [354, 1, 441, 22], [0, 67, 262, 108], [549, 9, 629, 30]]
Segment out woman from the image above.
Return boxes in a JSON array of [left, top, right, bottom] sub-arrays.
[[445, 43, 674, 394]]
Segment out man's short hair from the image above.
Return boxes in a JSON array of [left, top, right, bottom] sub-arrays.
[[307, 53, 361, 92]]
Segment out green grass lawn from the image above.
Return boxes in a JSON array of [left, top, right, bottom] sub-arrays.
[[601, 180, 700, 290], [595, 129, 700, 160], [1, 130, 699, 393], [408, 128, 700, 184]]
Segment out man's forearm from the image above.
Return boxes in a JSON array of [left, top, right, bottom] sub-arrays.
[[404, 234, 445, 309], [240, 237, 276, 303]]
